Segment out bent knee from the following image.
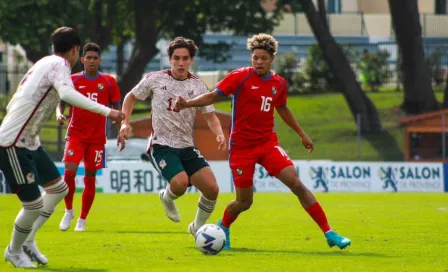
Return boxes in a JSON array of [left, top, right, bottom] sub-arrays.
[[238, 199, 253, 211], [22, 196, 44, 213]]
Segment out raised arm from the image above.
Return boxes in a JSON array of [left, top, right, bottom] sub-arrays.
[[175, 90, 222, 109]]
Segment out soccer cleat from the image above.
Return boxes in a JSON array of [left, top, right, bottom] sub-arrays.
[[74, 218, 86, 232], [4, 246, 36, 268], [159, 190, 181, 223], [23, 241, 48, 265], [325, 230, 351, 250], [217, 219, 231, 250], [188, 222, 199, 238], [59, 210, 74, 231]]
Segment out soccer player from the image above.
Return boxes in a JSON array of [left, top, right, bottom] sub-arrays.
[[56, 42, 122, 232], [119, 37, 225, 236], [175, 33, 351, 250], [0, 27, 124, 268]]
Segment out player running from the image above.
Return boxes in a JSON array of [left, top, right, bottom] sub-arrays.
[[0, 27, 124, 268], [119, 37, 226, 237], [175, 33, 351, 250], [56, 42, 122, 232]]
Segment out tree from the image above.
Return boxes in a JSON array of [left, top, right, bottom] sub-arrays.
[[388, 0, 439, 114], [299, 0, 381, 133], [1, 0, 286, 97], [0, 0, 90, 63]]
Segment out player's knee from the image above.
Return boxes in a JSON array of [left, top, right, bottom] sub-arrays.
[[21, 196, 45, 213], [205, 182, 219, 200], [238, 198, 253, 212], [44, 179, 69, 199], [170, 174, 189, 194]]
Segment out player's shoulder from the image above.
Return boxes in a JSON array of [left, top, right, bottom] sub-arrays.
[[71, 72, 83, 80], [144, 70, 169, 80], [99, 73, 117, 81], [271, 72, 287, 88], [229, 67, 255, 77], [187, 72, 209, 89]]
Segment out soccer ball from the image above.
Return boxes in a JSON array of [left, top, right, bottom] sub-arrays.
[[195, 224, 226, 255]]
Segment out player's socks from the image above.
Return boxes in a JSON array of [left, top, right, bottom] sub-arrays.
[[221, 208, 238, 229], [26, 180, 68, 243], [80, 176, 96, 220], [162, 185, 179, 201], [159, 185, 181, 222], [9, 199, 43, 254], [305, 202, 331, 233], [63, 170, 76, 210], [193, 194, 216, 228]]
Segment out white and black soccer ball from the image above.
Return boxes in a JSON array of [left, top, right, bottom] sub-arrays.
[[195, 224, 226, 255]]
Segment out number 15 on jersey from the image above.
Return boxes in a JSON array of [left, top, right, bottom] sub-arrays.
[[260, 96, 272, 112]]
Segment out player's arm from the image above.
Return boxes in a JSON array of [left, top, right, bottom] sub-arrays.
[[202, 112, 226, 150], [176, 90, 222, 109], [53, 63, 124, 123], [55, 102, 67, 125], [276, 105, 314, 154], [119, 92, 137, 141]]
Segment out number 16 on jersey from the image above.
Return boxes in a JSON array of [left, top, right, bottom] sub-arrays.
[[260, 96, 272, 112]]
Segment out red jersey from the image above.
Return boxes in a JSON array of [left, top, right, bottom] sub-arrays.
[[66, 72, 121, 144], [216, 67, 287, 149]]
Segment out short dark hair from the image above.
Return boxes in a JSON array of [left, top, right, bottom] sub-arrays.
[[167, 37, 198, 58], [51, 27, 81, 54], [83, 42, 101, 57]]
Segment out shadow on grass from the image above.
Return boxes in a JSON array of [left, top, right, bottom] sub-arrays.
[[363, 130, 403, 161], [36, 267, 108, 272], [187, 247, 392, 258], [229, 247, 391, 257], [85, 230, 186, 235]]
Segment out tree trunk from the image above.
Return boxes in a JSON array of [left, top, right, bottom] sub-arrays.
[[117, 1, 158, 97], [301, 0, 381, 133], [388, 0, 439, 114], [116, 39, 126, 82], [89, 0, 115, 51], [443, 74, 448, 108], [317, 0, 329, 30]]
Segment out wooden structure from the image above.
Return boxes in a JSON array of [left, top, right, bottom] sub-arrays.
[[398, 109, 448, 162], [130, 111, 231, 161]]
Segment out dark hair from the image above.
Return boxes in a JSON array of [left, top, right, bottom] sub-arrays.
[[83, 42, 101, 57], [167, 37, 198, 58], [51, 27, 81, 54]]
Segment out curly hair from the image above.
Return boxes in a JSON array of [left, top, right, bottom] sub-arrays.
[[167, 37, 198, 58], [247, 33, 278, 55]]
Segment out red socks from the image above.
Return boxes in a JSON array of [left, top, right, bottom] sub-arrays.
[[221, 208, 239, 228], [80, 177, 96, 220], [63, 170, 76, 210], [306, 202, 331, 233]]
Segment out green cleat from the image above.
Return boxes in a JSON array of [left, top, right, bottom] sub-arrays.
[[217, 219, 231, 250], [325, 230, 351, 250]]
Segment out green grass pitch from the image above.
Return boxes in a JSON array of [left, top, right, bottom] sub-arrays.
[[0, 193, 447, 271]]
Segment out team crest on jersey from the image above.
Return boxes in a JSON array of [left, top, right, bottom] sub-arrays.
[[272, 86, 278, 95], [26, 173, 35, 184], [98, 83, 104, 91], [159, 159, 167, 169], [236, 168, 243, 176]]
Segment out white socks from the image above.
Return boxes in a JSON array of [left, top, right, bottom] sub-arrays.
[[194, 194, 216, 228]]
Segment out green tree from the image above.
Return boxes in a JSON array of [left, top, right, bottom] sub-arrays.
[[0, 0, 287, 97]]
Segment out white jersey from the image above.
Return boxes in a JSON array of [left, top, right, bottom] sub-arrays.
[[0, 55, 110, 150], [132, 70, 215, 148]]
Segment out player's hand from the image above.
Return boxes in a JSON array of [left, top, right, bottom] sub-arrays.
[[56, 114, 67, 126], [117, 135, 126, 151], [108, 109, 125, 125], [120, 123, 131, 140], [216, 134, 226, 150], [175, 96, 187, 110], [301, 135, 314, 154]]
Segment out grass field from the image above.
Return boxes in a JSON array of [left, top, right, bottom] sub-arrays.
[[0, 193, 447, 271]]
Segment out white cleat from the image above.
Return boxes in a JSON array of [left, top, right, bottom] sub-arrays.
[[188, 222, 200, 238], [23, 241, 48, 265], [4, 246, 36, 268], [59, 211, 74, 231], [74, 218, 86, 232], [159, 190, 181, 223]]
